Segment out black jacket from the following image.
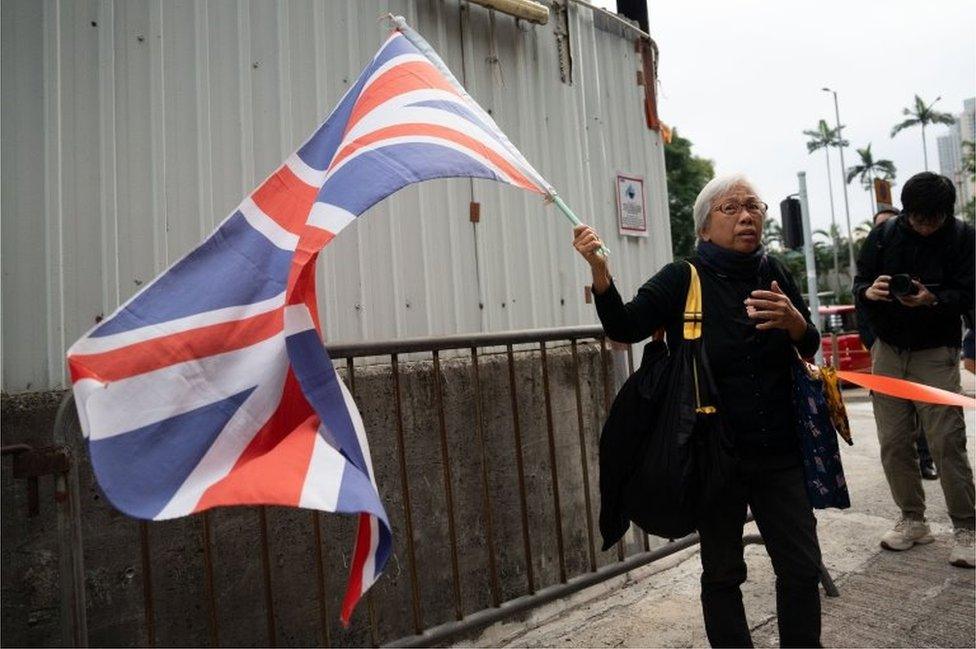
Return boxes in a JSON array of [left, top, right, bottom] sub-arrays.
[[855, 296, 877, 350], [852, 215, 975, 350], [594, 255, 820, 453]]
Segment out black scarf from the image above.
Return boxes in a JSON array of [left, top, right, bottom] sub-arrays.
[[695, 240, 766, 280]]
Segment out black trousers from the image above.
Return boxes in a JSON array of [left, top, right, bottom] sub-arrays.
[[697, 451, 823, 648]]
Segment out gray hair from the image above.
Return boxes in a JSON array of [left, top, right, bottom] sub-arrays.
[[692, 173, 759, 242]]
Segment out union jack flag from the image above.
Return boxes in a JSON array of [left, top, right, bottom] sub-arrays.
[[67, 19, 553, 624]]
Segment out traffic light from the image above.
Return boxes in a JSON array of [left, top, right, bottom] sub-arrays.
[[779, 197, 804, 249]]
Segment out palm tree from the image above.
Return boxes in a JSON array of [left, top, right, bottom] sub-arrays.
[[763, 218, 783, 250], [962, 141, 975, 224], [853, 218, 875, 259], [845, 144, 896, 214], [853, 218, 874, 240], [890, 94, 955, 171], [962, 140, 976, 178], [811, 232, 837, 301], [804, 119, 848, 298], [811, 223, 855, 302]]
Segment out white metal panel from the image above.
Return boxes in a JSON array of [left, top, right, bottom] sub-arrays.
[[1, 0, 671, 392], [58, 0, 107, 389], [2, 0, 48, 391]]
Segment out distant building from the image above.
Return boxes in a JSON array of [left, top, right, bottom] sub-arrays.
[[937, 97, 976, 214]]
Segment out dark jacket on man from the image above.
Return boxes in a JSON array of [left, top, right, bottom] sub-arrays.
[[855, 297, 877, 350], [852, 214, 975, 351]]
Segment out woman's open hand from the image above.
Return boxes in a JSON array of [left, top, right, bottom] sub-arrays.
[[745, 280, 807, 341]]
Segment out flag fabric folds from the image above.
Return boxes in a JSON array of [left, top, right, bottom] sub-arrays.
[[67, 20, 553, 624]]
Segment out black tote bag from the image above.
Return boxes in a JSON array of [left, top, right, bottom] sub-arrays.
[[599, 262, 735, 546]]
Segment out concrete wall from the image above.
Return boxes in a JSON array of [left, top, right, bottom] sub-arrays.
[[2, 343, 657, 646]]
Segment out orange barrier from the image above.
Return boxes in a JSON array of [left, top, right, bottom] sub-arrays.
[[837, 371, 976, 409]]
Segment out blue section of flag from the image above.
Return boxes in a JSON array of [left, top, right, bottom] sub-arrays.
[[369, 33, 417, 70], [285, 327, 368, 474], [336, 463, 389, 525], [91, 214, 290, 337], [405, 99, 507, 146], [375, 524, 393, 570], [298, 78, 370, 171], [89, 388, 256, 519], [319, 142, 502, 216], [296, 35, 417, 172]]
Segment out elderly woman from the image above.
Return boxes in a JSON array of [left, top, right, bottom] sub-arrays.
[[573, 175, 823, 648]]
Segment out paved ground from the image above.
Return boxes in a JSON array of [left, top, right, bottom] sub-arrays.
[[466, 369, 976, 648]]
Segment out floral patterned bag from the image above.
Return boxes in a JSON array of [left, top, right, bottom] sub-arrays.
[[792, 357, 851, 509]]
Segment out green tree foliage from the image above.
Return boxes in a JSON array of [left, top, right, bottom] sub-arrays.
[[802, 119, 847, 284], [961, 140, 975, 177], [845, 143, 896, 214], [763, 218, 807, 297], [764, 217, 877, 306], [665, 130, 715, 258], [803, 119, 848, 154], [890, 94, 956, 171], [963, 141, 975, 225]]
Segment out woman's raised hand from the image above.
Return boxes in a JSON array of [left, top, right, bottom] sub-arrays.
[[573, 224, 612, 294], [573, 224, 607, 269]]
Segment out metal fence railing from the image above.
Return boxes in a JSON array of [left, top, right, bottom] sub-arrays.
[[324, 326, 645, 646]]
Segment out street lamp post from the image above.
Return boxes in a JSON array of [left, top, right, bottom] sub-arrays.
[[797, 172, 823, 365], [823, 87, 856, 287]]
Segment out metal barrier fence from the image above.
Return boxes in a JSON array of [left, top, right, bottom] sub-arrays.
[[327, 327, 649, 646], [4, 326, 702, 647]]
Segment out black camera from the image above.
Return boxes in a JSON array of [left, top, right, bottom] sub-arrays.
[[889, 274, 918, 297]]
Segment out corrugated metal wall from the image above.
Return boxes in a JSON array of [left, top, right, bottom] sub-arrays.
[[1, 0, 671, 392]]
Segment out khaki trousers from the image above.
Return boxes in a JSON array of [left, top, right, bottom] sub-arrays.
[[871, 340, 975, 529]]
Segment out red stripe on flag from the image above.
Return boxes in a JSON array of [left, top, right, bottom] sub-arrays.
[[344, 61, 458, 136], [285, 251, 324, 337], [299, 256, 323, 333], [67, 309, 284, 382], [68, 357, 102, 384], [194, 413, 320, 511], [341, 513, 372, 626], [331, 123, 541, 193], [251, 166, 320, 235], [194, 371, 317, 511], [229, 370, 312, 469], [287, 230, 333, 300]]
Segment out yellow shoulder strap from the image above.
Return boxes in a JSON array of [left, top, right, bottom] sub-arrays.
[[683, 262, 702, 340], [683, 262, 715, 413]]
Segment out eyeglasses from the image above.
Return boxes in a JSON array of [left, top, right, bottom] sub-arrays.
[[714, 199, 768, 217]]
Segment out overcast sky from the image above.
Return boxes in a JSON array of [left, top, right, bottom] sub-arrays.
[[592, 0, 976, 236]]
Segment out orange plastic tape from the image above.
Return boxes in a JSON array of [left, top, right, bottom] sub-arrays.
[[836, 371, 976, 409]]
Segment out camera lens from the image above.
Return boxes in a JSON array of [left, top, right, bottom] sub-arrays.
[[889, 274, 917, 297]]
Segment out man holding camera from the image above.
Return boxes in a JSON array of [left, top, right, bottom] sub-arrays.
[[858, 207, 939, 481], [853, 172, 975, 568]]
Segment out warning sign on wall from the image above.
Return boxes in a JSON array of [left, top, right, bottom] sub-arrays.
[[615, 173, 647, 237]]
